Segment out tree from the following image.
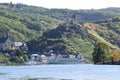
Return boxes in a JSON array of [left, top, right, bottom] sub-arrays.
[[0, 52, 9, 64], [92, 42, 110, 64], [10, 49, 28, 63], [23, 54, 28, 62], [109, 50, 120, 64]]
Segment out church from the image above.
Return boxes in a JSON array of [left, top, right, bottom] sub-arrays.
[[0, 37, 15, 51], [0, 31, 27, 51]]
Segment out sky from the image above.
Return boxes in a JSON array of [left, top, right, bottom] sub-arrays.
[[0, 0, 120, 10]]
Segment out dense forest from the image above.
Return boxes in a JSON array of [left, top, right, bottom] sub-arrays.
[[1, 3, 120, 63]]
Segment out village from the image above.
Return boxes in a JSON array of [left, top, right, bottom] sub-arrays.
[[26, 50, 83, 65], [0, 31, 83, 65], [0, 15, 84, 65]]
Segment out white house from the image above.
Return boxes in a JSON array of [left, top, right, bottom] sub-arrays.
[[31, 54, 41, 62], [41, 55, 48, 63]]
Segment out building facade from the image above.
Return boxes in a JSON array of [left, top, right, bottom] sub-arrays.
[[0, 38, 27, 51], [0, 37, 15, 51]]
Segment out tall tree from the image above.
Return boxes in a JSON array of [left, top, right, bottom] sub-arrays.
[[92, 42, 110, 64]]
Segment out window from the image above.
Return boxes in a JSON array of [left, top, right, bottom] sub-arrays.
[[11, 44, 14, 47]]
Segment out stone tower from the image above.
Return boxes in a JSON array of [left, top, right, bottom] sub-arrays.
[[6, 30, 10, 38], [72, 15, 77, 24]]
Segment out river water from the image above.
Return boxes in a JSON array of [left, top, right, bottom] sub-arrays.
[[0, 64, 120, 80]]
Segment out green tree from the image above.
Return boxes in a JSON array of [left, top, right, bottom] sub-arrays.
[[92, 42, 110, 64], [23, 54, 28, 62], [10, 49, 28, 63], [15, 49, 23, 57], [0, 52, 9, 64]]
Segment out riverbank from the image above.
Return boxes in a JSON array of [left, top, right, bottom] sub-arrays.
[[0, 62, 25, 66], [11, 78, 73, 80]]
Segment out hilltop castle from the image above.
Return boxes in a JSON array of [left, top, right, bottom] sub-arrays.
[[64, 15, 82, 27], [72, 14, 77, 24]]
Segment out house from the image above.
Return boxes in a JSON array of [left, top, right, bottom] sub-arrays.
[[14, 42, 28, 51], [31, 54, 41, 62], [0, 37, 15, 51], [0, 37, 28, 51], [25, 54, 41, 65], [48, 50, 70, 58], [14, 42, 23, 49], [41, 55, 48, 63], [20, 43, 28, 51]]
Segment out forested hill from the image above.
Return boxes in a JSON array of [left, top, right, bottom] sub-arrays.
[[0, 3, 62, 41], [27, 17, 120, 62], [27, 23, 95, 55], [39, 8, 120, 22], [1, 2, 120, 42], [28, 17, 120, 52]]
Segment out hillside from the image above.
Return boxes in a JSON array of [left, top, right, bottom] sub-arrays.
[[1, 3, 120, 61], [39, 8, 120, 22], [95, 17, 120, 48], [1, 3, 120, 41], [28, 23, 95, 53], [27, 16, 120, 63], [0, 3, 62, 41], [27, 23, 96, 63]]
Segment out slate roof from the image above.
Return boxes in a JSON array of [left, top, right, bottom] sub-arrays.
[[0, 38, 8, 43]]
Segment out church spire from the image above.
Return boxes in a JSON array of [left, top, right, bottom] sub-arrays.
[[6, 30, 10, 38]]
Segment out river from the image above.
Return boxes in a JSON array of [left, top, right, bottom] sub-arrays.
[[0, 64, 120, 80]]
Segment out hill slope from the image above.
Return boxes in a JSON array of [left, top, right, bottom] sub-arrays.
[[27, 17, 120, 62], [0, 3, 62, 41], [1, 3, 120, 62], [88, 30, 119, 49], [39, 8, 120, 22], [1, 3, 120, 41], [27, 23, 95, 55]]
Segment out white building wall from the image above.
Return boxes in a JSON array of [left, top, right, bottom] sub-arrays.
[[2, 38, 15, 51]]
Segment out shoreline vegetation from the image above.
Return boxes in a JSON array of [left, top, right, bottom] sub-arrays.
[[92, 42, 120, 65], [11, 78, 73, 80]]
